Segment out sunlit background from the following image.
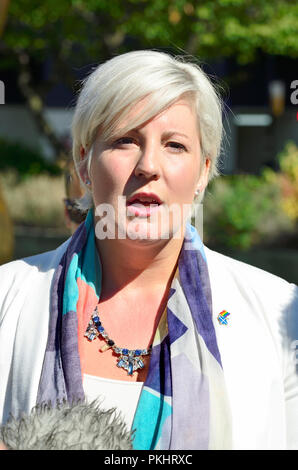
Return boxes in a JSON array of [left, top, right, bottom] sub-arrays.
[[0, 0, 297, 283]]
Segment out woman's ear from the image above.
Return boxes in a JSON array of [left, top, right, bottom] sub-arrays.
[[80, 145, 86, 160], [196, 158, 211, 194], [78, 146, 89, 185]]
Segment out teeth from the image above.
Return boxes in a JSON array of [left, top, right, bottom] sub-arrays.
[[127, 192, 163, 205], [129, 198, 159, 204], [137, 201, 158, 205]]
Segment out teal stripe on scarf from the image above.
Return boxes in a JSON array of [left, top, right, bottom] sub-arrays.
[[132, 388, 172, 450], [63, 211, 101, 316]]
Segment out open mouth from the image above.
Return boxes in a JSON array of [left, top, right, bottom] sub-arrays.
[[126, 192, 162, 217]]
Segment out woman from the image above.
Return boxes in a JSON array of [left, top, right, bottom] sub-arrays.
[[0, 50, 297, 450]]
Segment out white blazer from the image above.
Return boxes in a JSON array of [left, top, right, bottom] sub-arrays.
[[0, 240, 297, 450]]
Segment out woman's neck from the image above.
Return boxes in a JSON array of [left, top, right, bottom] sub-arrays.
[[95, 236, 183, 300]]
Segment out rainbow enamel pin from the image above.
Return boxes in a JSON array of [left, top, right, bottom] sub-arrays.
[[217, 310, 230, 325]]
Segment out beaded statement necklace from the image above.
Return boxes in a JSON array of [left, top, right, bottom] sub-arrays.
[[84, 306, 152, 376]]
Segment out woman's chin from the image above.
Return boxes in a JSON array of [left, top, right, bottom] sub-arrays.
[[120, 219, 184, 246], [125, 221, 166, 242]]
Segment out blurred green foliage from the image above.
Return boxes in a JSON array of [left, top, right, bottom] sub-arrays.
[[263, 141, 298, 222], [0, 170, 66, 229], [203, 142, 298, 250], [3, 0, 298, 67], [0, 138, 61, 179]]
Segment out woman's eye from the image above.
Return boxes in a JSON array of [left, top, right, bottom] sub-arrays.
[[167, 141, 187, 152], [113, 137, 136, 147]]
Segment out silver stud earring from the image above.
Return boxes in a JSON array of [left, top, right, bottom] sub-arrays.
[[194, 189, 200, 197]]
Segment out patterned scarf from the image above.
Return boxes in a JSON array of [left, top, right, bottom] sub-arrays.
[[37, 210, 232, 450]]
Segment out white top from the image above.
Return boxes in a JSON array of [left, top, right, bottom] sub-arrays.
[[0, 239, 297, 449], [83, 374, 143, 431]]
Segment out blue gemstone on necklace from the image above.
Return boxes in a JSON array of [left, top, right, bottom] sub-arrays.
[[136, 358, 144, 368], [122, 348, 128, 355], [117, 359, 125, 368], [98, 326, 104, 332], [135, 349, 141, 356], [93, 315, 100, 324], [128, 361, 134, 375]]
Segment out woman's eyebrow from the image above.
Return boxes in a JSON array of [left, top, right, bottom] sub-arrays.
[[123, 128, 191, 140], [161, 130, 190, 140]]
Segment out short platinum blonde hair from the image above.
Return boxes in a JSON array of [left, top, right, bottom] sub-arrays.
[[71, 50, 225, 209]]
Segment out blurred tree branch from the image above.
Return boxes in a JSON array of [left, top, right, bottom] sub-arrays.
[[0, 0, 10, 37], [17, 50, 69, 164]]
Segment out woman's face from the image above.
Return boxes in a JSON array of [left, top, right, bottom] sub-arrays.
[[82, 97, 210, 243]]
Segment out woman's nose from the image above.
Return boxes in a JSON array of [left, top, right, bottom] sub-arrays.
[[134, 142, 161, 180]]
